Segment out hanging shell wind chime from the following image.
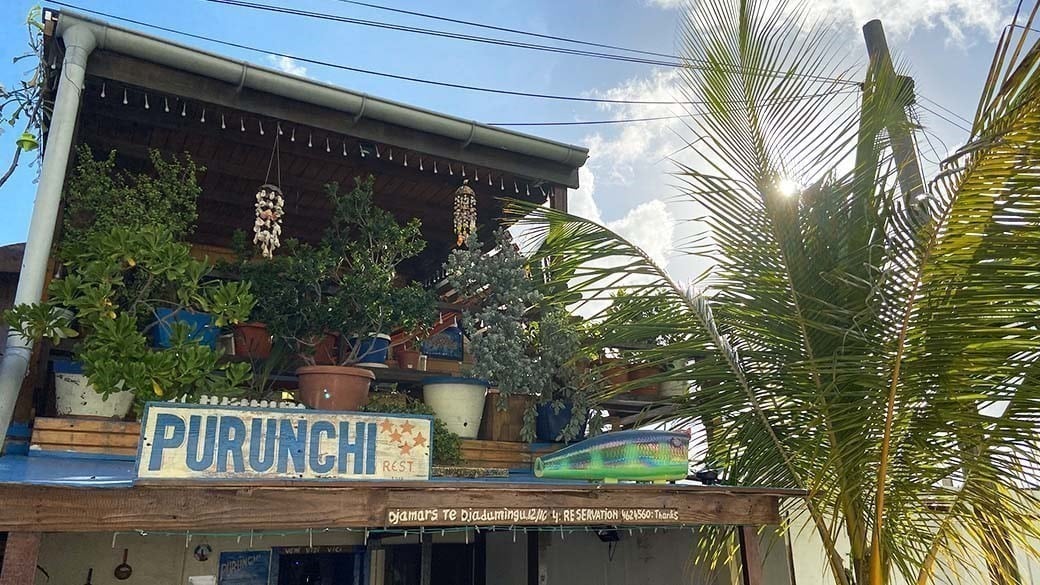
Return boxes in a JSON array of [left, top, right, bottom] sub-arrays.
[[253, 184, 284, 258], [453, 179, 477, 247]]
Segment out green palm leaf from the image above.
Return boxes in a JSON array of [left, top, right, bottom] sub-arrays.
[[511, 1, 1040, 584]]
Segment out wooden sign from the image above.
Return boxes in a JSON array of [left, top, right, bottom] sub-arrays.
[[385, 506, 681, 527], [136, 403, 432, 482]]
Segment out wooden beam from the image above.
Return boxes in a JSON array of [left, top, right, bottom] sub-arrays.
[[0, 483, 784, 532], [0, 532, 40, 585], [738, 525, 764, 585], [85, 54, 581, 187]]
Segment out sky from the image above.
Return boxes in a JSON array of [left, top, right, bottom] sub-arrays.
[[0, 0, 1014, 283]]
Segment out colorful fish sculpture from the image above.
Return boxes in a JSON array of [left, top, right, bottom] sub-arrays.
[[533, 429, 690, 483]]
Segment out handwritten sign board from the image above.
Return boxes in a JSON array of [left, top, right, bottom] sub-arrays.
[[218, 551, 270, 585], [136, 403, 432, 482], [386, 507, 681, 527]]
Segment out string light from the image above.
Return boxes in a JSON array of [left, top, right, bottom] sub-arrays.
[[308, 132, 313, 147], [181, 101, 187, 117], [240, 117, 245, 132], [277, 122, 283, 136], [144, 94, 150, 109], [326, 138, 331, 152], [200, 108, 206, 123], [100, 82, 106, 98], [221, 114, 226, 129], [259, 120, 265, 135], [122, 88, 128, 105], [376, 145, 381, 158], [433, 161, 438, 174], [164, 97, 170, 112]]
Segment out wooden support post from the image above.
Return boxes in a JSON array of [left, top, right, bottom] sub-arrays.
[[738, 526, 763, 585], [420, 540, 432, 585], [0, 532, 41, 585], [527, 531, 551, 585], [549, 186, 568, 213]]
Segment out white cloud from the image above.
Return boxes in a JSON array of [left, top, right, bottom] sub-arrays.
[[648, 0, 1010, 42], [606, 199, 675, 268], [267, 55, 309, 77]]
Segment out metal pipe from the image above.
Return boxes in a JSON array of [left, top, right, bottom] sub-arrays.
[[56, 11, 589, 171], [0, 24, 96, 452]]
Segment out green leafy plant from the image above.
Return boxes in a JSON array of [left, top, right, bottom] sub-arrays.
[[5, 226, 255, 410], [243, 177, 435, 365], [444, 230, 597, 442], [512, 1, 1040, 583], [61, 145, 201, 257], [364, 390, 462, 466], [0, 5, 46, 190]]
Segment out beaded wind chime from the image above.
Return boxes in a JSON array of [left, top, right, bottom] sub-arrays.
[[254, 135, 285, 258], [453, 179, 477, 247]]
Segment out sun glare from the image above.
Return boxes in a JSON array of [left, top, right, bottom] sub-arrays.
[[777, 178, 801, 197]]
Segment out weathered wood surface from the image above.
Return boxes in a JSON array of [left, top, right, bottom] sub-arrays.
[[459, 439, 559, 469], [0, 482, 784, 532], [0, 532, 40, 585], [30, 417, 139, 457], [739, 525, 764, 585]]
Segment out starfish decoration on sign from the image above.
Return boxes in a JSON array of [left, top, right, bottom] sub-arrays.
[[379, 419, 394, 433], [400, 421, 415, 434], [413, 433, 427, 447], [389, 429, 403, 443], [399, 442, 413, 455]]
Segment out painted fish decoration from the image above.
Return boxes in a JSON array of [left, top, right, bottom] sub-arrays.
[[533, 429, 690, 483]]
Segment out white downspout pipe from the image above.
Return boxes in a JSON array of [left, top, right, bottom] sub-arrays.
[[0, 24, 96, 452]]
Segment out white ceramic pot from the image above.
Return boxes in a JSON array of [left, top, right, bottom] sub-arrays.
[[661, 359, 691, 397], [53, 362, 134, 418], [422, 376, 488, 439]]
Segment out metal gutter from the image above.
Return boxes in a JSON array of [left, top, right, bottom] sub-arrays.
[[55, 10, 590, 173], [0, 23, 97, 452]]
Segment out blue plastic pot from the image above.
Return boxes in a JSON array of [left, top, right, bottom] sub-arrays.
[[351, 333, 391, 364], [52, 358, 84, 374], [153, 308, 218, 349], [535, 400, 588, 443]]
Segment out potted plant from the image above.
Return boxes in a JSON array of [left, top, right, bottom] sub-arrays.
[[247, 178, 435, 411], [394, 337, 424, 370], [5, 226, 255, 417], [442, 230, 598, 442]]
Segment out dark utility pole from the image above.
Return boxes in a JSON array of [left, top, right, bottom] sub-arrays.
[[862, 20, 926, 201]]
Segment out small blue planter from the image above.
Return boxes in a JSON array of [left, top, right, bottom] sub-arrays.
[[52, 358, 84, 374], [536, 400, 587, 443], [351, 334, 391, 364], [153, 308, 218, 349]]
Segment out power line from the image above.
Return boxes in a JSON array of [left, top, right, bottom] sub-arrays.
[[203, 0, 864, 88], [917, 104, 973, 133], [919, 95, 974, 126], [491, 115, 684, 127], [330, 0, 701, 63], [52, 2, 855, 108], [489, 89, 861, 126]]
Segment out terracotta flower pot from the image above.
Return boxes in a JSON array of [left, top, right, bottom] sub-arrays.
[[395, 347, 422, 370], [296, 365, 374, 411], [597, 358, 629, 389], [629, 365, 662, 397], [233, 322, 273, 359], [311, 334, 338, 365]]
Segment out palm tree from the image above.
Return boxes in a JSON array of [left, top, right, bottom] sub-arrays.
[[512, 1, 1040, 584]]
